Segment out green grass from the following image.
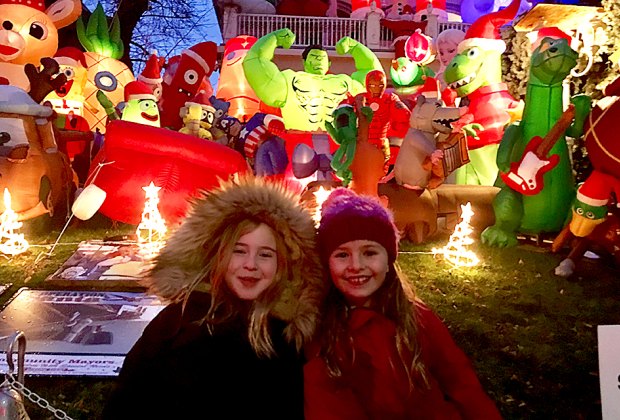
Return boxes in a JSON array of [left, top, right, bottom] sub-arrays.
[[1, 219, 619, 419]]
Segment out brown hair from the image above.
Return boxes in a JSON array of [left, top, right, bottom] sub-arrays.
[[184, 219, 290, 358], [318, 261, 428, 388]]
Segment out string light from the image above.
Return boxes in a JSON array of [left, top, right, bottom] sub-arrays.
[[312, 186, 332, 227], [0, 189, 29, 256], [432, 202, 480, 268], [136, 182, 167, 260]]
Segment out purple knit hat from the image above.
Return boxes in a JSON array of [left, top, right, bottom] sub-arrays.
[[317, 188, 400, 264]]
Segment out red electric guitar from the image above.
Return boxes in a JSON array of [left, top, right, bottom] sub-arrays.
[[500, 104, 576, 195]]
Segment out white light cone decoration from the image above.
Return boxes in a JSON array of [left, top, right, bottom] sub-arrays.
[[432, 202, 480, 268], [312, 186, 332, 228], [0, 189, 29, 256], [136, 182, 167, 260]]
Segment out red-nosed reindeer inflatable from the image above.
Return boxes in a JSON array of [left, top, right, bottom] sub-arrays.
[[0, 0, 82, 89]]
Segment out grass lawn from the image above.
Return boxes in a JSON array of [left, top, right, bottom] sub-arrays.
[[1, 216, 619, 419]]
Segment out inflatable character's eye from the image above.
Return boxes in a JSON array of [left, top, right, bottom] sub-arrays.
[[29, 22, 48, 40], [184, 69, 199, 85], [467, 48, 479, 59], [575, 207, 584, 216], [586, 211, 595, 219], [95, 71, 118, 92], [64, 68, 75, 79], [153, 87, 162, 98], [207, 112, 214, 124]]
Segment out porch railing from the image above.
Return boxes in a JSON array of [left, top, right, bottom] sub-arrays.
[[221, 8, 470, 52]]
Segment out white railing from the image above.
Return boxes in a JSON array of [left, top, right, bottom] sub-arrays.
[[221, 8, 471, 52]]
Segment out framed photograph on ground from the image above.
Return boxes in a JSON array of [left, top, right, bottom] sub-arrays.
[[0, 289, 166, 377], [45, 240, 153, 288]]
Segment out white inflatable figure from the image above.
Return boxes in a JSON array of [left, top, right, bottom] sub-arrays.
[[219, 0, 276, 14]]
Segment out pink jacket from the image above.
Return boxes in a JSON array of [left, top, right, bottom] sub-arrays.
[[304, 303, 502, 419]]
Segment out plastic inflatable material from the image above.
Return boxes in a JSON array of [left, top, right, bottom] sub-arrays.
[[86, 120, 250, 224], [481, 36, 591, 247], [0, 85, 74, 221], [460, 0, 533, 24], [215, 36, 262, 122], [0, 0, 81, 88]]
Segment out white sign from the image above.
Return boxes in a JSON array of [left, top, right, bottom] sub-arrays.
[[0, 354, 125, 377], [598, 325, 620, 419]]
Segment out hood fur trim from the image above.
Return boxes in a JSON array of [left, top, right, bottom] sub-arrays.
[[145, 176, 325, 349]]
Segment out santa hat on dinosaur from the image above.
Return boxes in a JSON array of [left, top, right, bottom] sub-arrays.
[[457, 0, 521, 54]]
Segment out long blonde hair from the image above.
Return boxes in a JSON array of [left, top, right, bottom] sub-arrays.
[[318, 261, 428, 388], [183, 219, 289, 358]]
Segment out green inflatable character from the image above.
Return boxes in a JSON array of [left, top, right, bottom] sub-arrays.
[[242, 28, 382, 132], [481, 35, 591, 247], [325, 104, 373, 186], [443, 0, 522, 186]]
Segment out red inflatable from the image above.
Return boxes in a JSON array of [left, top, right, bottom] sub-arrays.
[[88, 120, 250, 224]]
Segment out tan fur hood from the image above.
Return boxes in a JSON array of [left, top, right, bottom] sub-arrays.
[[145, 176, 324, 349]]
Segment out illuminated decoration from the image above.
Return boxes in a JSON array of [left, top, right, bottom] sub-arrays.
[[0, 189, 29, 256], [136, 182, 167, 260], [137, 53, 165, 101], [0, 0, 82, 90], [44, 47, 90, 134], [71, 183, 107, 221], [179, 91, 215, 139], [242, 29, 383, 132], [460, 0, 533, 24], [481, 34, 591, 247], [445, 0, 522, 187], [433, 202, 479, 268], [311, 186, 331, 227], [86, 120, 250, 225], [238, 113, 287, 176], [326, 104, 385, 201], [394, 92, 464, 190], [77, 2, 135, 133], [404, 30, 435, 66], [568, 72, 620, 238], [414, 0, 448, 21], [215, 35, 262, 122], [380, 18, 427, 61], [121, 81, 160, 127], [0, 85, 75, 222], [339, 69, 410, 175], [350, 0, 383, 19], [160, 42, 218, 130]]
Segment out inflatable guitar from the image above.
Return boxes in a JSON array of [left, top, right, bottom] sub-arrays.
[[500, 104, 575, 195]]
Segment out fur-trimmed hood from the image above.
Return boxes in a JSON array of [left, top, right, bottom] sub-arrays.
[[144, 176, 325, 350]]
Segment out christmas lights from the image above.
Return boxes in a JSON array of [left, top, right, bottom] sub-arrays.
[[136, 182, 167, 260], [433, 202, 480, 268], [0, 189, 29, 256], [312, 186, 332, 228]]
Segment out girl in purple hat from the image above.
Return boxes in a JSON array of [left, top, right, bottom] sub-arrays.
[[305, 188, 502, 419]]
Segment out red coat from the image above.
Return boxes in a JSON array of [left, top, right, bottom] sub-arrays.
[[304, 303, 502, 419]]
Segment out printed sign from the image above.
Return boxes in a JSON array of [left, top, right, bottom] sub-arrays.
[[45, 240, 153, 287], [598, 325, 620, 419], [0, 289, 166, 376]]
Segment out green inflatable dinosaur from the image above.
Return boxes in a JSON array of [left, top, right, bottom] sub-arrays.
[[481, 36, 591, 247], [443, 0, 522, 186]]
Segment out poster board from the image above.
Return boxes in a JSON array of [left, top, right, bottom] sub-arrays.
[[0, 289, 166, 377], [598, 325, 620, 419], [45, 240, 153, 288]]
